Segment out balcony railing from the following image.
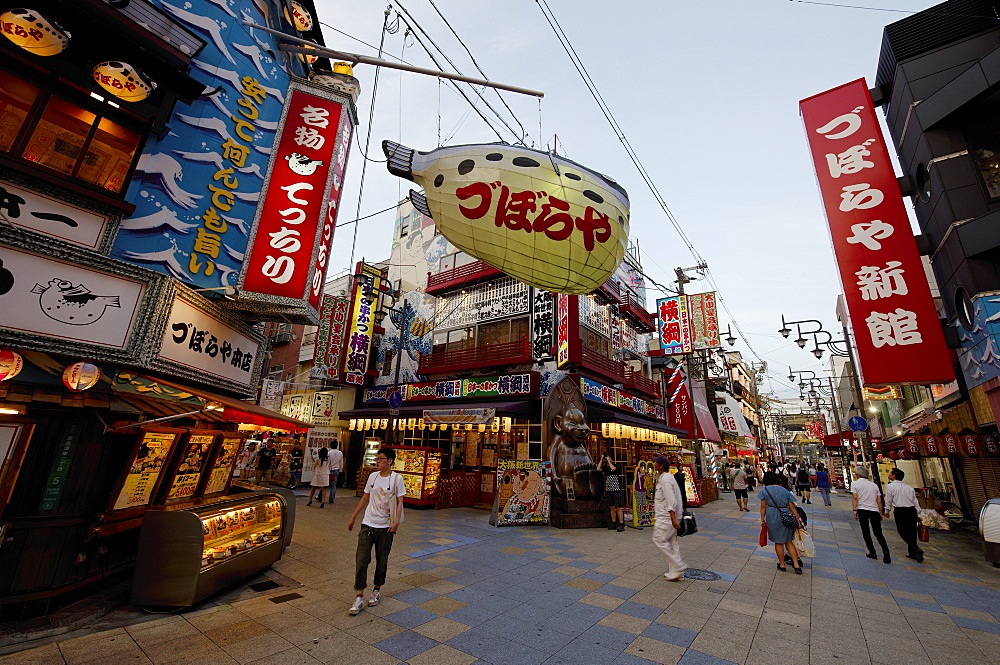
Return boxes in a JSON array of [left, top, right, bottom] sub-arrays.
[[418, 337, 531, 374], [619, 292, 656, 332], [625, 368, 661, 399], [580, 347, 629, 386], [426, 261, 503, 295], [595, 277, 620, 304]]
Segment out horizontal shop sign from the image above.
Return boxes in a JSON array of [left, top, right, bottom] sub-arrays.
[[423, 408, 496, 424], [580, 377, 665, 421], [363, 372, 539, 403]]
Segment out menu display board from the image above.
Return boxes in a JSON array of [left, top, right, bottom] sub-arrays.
[[631, 462, 656, 527], [203, 436, 243, 495], [167, 433, 217, 501], [493, 460, 551, 525], [112, 430, 180, 510]]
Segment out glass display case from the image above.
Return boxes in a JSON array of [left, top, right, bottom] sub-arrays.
[[389, 446, 443, 506], [131, 492, 289, 607]]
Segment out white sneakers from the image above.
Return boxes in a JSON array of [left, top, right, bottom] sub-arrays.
[[349, 596, 365, 615], [367, 589, 381, 607], [664, 571, 685, 582]]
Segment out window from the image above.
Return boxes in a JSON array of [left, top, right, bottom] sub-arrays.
[[448, 328, 475, 352], [268, 365, 283, 380], [0, 69, 143, 195], [965, 118, 1000, 201]]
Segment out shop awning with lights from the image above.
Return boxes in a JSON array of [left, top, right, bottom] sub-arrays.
[[341, 400, 538, 421], [586, 403, 687, 436]]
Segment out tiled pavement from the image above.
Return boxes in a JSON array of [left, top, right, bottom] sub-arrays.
[[2, 488, 1000, 665]]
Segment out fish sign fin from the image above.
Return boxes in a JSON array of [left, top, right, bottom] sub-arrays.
[[409, 190, 432, 219]]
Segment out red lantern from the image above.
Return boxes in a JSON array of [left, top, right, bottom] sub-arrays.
[[921, 434, 940, 456], [903, 435, 921, 456], [0, 349, 23, 381], [887, 450, 901, 460], [62, 362, 100, 391], [941, 433, 960, 456], [985, 434, 1000, 457], [961, 433, 981, 457]]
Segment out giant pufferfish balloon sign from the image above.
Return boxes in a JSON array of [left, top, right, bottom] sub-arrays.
[[382, 141, 630, 295]]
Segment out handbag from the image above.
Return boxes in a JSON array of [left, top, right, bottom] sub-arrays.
[[794, 528, 816, 557], [918, 523, 930, 542], [765, 487, 799, 527], [759, 523, 768, 547], [677, 509, 698, 537]]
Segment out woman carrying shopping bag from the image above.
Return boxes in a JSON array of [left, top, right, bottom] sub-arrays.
[[758, 471, 804, 574]]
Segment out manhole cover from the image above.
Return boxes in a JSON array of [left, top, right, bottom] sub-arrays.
[[249, 580, 281, 592], [683, 569, 721, 581]]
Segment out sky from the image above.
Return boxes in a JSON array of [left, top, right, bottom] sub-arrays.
[[310, 0, 932, 401]]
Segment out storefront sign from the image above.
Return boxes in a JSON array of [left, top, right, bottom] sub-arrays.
[[531, 289, 555, 361], [436, 278, 529, 329], [985, 434, 1000, 456], [941, 433, 960, 456], [166, 433, 216, 500], [688, 291, 720, 350], [0, 178, 110, 249], [717, 393, 752, 437], [112, 2, 289, 293], [158, 297, 260, 389], [557, 292, 571, 368], [921, 434, 940, 456], [203, 436, 243, 494], [656, 295, 692, 355], [493, 460, 551, 526], [111, 430, 178, 510], [800, 79, 953, 385], [581, 377, 666, 421], [0, 245, 146, 350], [381, 141, 629, 294], [631, 461, 656, 526], [38, 422, 80, 511], [280, 393, 312, 423], [961, 433, 981, 457], [666, 365, 692, 438], [903, 435, 921, 456], [423, 408, 496, 425], [240, 85, 351, 315], [312, 295, 349, 380], [311, 391, 339, 426], [363, 372, 539, 403], [111, 372, 206, 405], [340, 262, 384, 386]]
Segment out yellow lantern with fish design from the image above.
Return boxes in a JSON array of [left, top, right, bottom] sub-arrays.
[[382, 141, 629, 295], [0, 8, 70, 56]]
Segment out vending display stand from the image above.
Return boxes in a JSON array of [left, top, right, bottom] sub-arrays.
[[131, 492, 288, 607], [389, 446, 443, 506]]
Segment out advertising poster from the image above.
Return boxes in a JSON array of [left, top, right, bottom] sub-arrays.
[[203, 436, 243, 495], [631, 461, 656, 526], [493, 460, 551, 526], [671, 463, 702, 507], [167, 433, 216, 500], [112, 430, 178, 510]]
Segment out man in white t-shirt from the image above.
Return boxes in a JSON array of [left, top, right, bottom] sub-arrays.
[[850, 466, 890, 564], [652, 455, 687, 581], [347, 447, 406, 614], [328, 443, 345, 502]]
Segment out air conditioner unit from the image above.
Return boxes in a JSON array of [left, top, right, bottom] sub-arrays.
[[274, 331, 292, 344]]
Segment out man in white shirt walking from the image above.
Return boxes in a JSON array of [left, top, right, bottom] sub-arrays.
[[652, 455, 687, 581], [851, 466, 890, 564], [346, 447, 406, 615], [883, 467, 924, 563], [328, 443, 344, 503]]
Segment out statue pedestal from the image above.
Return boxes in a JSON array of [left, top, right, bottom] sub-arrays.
[[551, 497, 603, 529]]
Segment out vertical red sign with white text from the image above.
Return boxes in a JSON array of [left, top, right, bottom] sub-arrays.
[[800, 79, 953, 386], [242, 88, 344, 301]]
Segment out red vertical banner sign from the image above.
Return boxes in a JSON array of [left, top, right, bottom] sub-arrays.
[[312, 295, 349, 381], [800, 79, 953, 386], [666, 365, 691, 438], [240, 84, 350, 313], [340, 263, 385, 386], [556, 294, 580, 369], [656, 295, 692, 355]]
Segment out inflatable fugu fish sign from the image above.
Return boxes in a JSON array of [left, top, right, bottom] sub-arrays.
[[382, 141, 630, 295]]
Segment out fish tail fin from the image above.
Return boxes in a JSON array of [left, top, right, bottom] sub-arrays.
[[30, 283, 45, 294], [104, 296, 121, 308], [382, 140, 415, 181], [409, 190, 432, 219]]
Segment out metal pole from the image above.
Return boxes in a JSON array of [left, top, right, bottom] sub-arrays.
[[243, 22, 545, 98], [839, 322, 880, 485], [390, 298, 409, 446]]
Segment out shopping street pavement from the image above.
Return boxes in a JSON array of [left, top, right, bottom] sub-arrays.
[[2, 486, 1000, 665]]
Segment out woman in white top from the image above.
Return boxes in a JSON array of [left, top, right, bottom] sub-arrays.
[[308, 447, 331, 507]]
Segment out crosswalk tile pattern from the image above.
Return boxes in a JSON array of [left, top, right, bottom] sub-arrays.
[[2, 489, 999, 665]]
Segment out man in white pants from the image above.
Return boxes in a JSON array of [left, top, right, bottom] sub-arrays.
[[653, 455, 687, 581]]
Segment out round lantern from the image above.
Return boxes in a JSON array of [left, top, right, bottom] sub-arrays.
[[0, 349, 24, 381], [382, 141, 629, 295], [284, 0, 313, 31], [297, 42, 318, 64], [62, 361, 100, 391], [0, 8, 71, 56], [92, 61, 156, 102]]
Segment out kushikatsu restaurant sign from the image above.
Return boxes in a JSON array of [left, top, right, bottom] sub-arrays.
[[240, 84, 353, 316], [656, 295, 692, 355], [580, 377, 666, 420], [362, 372, 539, 403], [340, 263, 385, 386], [800, 79, 953, 386]]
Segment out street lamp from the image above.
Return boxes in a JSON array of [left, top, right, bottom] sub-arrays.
[[724, 323, 737, 348]]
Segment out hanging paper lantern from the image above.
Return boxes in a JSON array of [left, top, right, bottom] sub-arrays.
[[0, 349, 24, 381], [382, 141, 629, 295], [284, 0, 313, 31], [92, 61, 156, 102], [62, 361, 100, 391], [0, 8, 71, 56], [297, 41, 318, 64]]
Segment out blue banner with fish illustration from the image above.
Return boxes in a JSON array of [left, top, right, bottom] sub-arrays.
[[111, 1, 308, 293]]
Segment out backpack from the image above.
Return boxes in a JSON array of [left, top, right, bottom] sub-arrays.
[[797, 468, 810, 484]]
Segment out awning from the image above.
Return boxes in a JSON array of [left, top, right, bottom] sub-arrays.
[[586, 403, 686, 435], [692, 382, 723, 443], [148, 376, 313, 430], [341, 400, 539, 421]]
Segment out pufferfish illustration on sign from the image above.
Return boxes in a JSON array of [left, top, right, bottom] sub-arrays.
[[382, 141, 630, 295], [32, 279, 120, 325]]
